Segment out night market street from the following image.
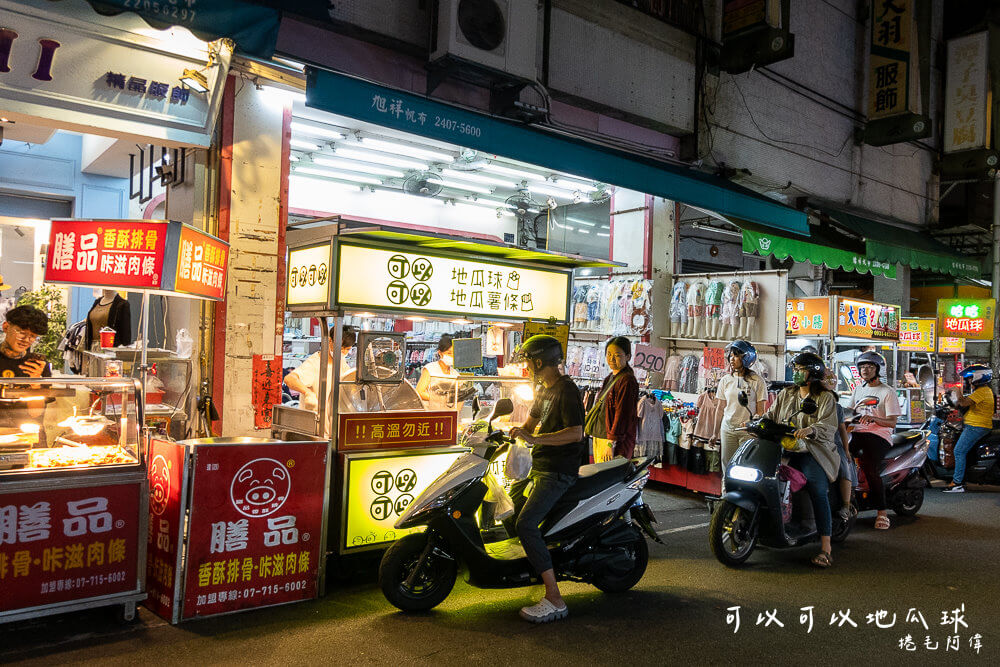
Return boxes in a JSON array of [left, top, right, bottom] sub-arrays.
[[2, 481, 997, 666]]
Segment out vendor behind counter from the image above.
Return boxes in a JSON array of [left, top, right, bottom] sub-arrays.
[[0, 305, 53, 444], [284, 325, 356, 412]]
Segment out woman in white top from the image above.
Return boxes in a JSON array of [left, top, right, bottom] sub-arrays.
[[416, 334, 461, 410], [717, 340, 768, 467], [285, 325, 356, 411]]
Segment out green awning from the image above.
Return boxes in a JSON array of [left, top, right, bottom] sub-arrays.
[[741, 227, 897, 278], [818, 207, 982, 279]]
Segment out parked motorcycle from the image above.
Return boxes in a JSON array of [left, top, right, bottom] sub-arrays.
[[923, 395, 1000, 486], [378, 398, 661, 611], [709, 394, 852, 568]]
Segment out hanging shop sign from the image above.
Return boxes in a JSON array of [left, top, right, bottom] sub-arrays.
[[341, 449, 464, 552], [836, 298, 900, 341], [786, 297, 831, 336], [180, 442, 328, 620], [335, 242, 571, 322], [44, 219, 228, 300], [867, 0, 916, 120], [145, 439, 188, 623], [287, 243, 333, 307], [0, 483, 142, 613], [898, 318, 935, 353], [633, 344, 667, 374], [742, 228, 896, 278], [0, 0, 234, 147], [944, 32, 990, 153], [337, 411, 457, 450], [523, 321, 569, 356], [938, 337, 966, 354], [937, 299, 995, 340]]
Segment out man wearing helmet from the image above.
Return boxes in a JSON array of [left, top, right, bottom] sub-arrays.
[[848, 351, 902, 529], [507, 335, 587, 622], [945, 364, 995, 493]]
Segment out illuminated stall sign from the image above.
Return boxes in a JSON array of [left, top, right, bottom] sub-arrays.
[[937, 299, 994, 340], [898, 318, 936, 353], [786, 298, 831, 336], [44, 220, 228, 300], [938, 337, 966, 354], [286, 243, 333, 307], [341, 449, 464, 552], [337, 411, 457, 450], [836, 298, 900, 341], [335, 242, 571, 322]]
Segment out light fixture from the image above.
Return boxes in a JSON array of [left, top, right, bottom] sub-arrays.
[[597, 232, 610, 238], [441, 168, 516, 188], [554, 177, 599, 193], [259, 85, 306, 108], [451, 318, 472, 325], [290, 138, 321, 151], [481, 162, 539, 181], [313, 156, 404, 178], [689, 222, 742, 238], [293, 166, 382, 185], [180, 68, 209, 93], [514, 383, 535, 401], [290, 121, 344, 140], [359, 137, 454, 163], [529, 183, 577, 199], [491, 322, 513, 328], [288, 174, 362, 193], [19, 422, 40, 433], [354, 312, 376, 318], [438, 180, 493, 195], [408, 316, 427, 321], [577, 229, 590, 234], [333, 146, 428, 171]]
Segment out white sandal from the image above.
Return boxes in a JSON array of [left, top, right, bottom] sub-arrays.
[[875, 515, 891, 530], [519, 598, 569, 623]]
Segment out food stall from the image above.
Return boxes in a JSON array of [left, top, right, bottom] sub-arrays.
[[271, 222, 596, 559], [895, 317, 937, 427]]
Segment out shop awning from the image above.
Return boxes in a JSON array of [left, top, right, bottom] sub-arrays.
[[304, 68, 810, 236], [815, 205, 982, 279], [741, 225, 897, 278], [61, 0, 281, 58]]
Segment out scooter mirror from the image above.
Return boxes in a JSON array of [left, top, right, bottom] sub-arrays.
[[800, 397, 818, 415], [737, 391, 749, 408], [488, 398, 514, 426]]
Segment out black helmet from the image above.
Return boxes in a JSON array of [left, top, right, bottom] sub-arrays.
[[791, 351, 826, 380], [513, 335, 563, 368]]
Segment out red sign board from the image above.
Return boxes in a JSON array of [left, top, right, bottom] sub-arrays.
[[252, 355, 283, 430], [45, 220, 168, 289], [337, 411, 458, 450], [145, 439, 187, 622], [174, 225, 229, 300], [182, 442, 327, 619], [702, 346, 727, 370], [0, 483, 141, 612]]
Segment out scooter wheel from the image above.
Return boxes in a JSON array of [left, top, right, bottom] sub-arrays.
[[378, 533, 457, 612], [891, 488, 924, 517], [709, 501, 757, 567], [592, 530, 649, 594]]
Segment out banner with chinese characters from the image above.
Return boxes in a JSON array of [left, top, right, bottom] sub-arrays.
[[944, 32, 990, 153], [145, 439, 188, 623], [337, 411, 458, 450], [0, 483, 142, 613], [937, 299, 995, 340], [786, 297, 831, 336], [287, 243, 333, 308], [868, 0, 917, 120], [341, 449, 464, 552], [938, 337, 966, 354], [45, 220, 228, 301], [898, 318, 936, 353], [182, 442, 328, 620], [835, 298, 900, 341], [252, 355, 284, 430], [523, 321, 570, 356], [335, 242, 571, 322]]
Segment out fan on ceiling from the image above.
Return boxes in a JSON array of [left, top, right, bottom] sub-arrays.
[[448, 148, 491, 172], [403, 171, 444, 197], [588, 183, 613, 204], [505, 189, 542, 247]]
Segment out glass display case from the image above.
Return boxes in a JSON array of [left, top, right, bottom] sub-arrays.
[[0, 377, 143, 475], [456, 375, 535, 429]]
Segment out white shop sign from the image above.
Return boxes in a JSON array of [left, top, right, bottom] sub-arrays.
[[0, 0, 230, 147]]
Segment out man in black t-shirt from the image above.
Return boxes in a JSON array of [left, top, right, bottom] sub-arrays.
[[507, 335, 585, 623], [0, 306, 52, 434]]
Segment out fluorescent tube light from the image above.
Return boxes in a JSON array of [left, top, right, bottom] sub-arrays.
[[441, 168, 516, 188], [333, 146, 428, 171], [481, 162, 540, 181], [293, 166, 381, 185], [438, 180, 493, 195], [360, 137, 454, 163], [290, 138, 320, 151], [314, 156, 404, 178], [290, 121, 344, 140]]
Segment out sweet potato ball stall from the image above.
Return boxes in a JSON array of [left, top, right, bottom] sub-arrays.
[[0, 219, 227, 624], [271, 223, 600, 560]]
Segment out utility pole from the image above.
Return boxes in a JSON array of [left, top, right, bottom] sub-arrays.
[[992, 175, 1000, 394]]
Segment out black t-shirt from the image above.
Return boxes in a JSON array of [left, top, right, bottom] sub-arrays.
[[528, 375, 587, 475], [0, 351, 52, 429]]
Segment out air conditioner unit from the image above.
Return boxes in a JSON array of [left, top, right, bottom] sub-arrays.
[[431, 0, 539, 82]]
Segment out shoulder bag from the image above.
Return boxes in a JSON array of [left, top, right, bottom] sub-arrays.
[[584, 373, 624, 440]]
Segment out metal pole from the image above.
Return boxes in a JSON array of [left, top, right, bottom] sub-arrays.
[[992, 175, 1000, 397], [140, 291, 149, 435]]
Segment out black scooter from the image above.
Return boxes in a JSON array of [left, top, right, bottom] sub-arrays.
[[924, 394, 1000, 486], [709, 394, 851, 567]]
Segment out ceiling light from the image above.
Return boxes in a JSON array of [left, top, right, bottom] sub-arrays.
[[567, 217, 596, 227], [438, 180, 493, 195], [554, 177, 598, 193], [529, 183, 576, 199], [441, 168, 516, 187], [577, 229, 590, 234], [290, 138, 320, 151], [491, 322, 513, 328], [290, 121, 344, 140], [597, 232, 610, 237], [293, 166, 381, 185], [331, 146, 427, 171], [289, 155, 299, 162], [354, 312, 375, 318], [481, 162, 539, 180], [451, 318, 472, 325], [313, 156, 404, 178], [259, 85, 306, 109], [180, 68, 209, 93], [359, 137, 454, 163], [408, 316, 427, 322]]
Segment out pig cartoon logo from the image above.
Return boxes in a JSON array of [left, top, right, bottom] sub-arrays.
[[149, 454, 171, 516], [230, 458, 291, 518]]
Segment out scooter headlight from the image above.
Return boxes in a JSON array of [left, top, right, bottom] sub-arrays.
[[728, 465, 763, 483]]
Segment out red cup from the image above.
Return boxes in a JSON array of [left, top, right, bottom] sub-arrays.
[[99, 327, 116, 348]]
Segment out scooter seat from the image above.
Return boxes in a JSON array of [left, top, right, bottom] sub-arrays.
[[561, 458, 631, 503]]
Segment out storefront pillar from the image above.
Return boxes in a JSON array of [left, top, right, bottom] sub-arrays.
[[874, 263, 911, 315], [212, 78, 288, 436], [649, 197, 676, 386]]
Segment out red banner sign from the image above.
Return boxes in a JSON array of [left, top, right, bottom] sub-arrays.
[[182, 442, 327, 619], [174, 225, 229, 300], [46, 220, 168, 289], [0, 483, 141, 612], [145, 439, 187, 622], [252, 355, 284, 430], [337, 411, 458, 450]]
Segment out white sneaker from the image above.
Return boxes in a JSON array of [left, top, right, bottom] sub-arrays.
[[519, 598, 569, 623], [943, 484, 965, 494]]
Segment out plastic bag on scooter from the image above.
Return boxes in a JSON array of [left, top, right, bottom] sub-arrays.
[[778, 463, 808, 492], [483, 472, 515, 521], [504, 441, 533, 481]]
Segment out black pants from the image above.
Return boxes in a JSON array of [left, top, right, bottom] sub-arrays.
[[851, 432, 891, 510]]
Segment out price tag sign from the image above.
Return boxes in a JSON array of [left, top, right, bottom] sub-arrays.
[[632, 344, 666, 374], [702, 346, 726, 369]]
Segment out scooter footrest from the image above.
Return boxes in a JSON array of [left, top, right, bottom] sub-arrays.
[[485, 537, 528, 561]]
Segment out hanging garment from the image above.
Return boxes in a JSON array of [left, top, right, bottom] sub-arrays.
[[663, 355, 682, 391], [678, 355, 700, 394], [693, 391, 723, 442], [721, 279, 742, 328], [670, 281, 688, 327], [58, 320, 88, 375]]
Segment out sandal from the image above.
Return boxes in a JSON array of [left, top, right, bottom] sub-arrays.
[[811, 551, 833, 568], [875, 515, 891, 530], [519, 598, 569, 623]]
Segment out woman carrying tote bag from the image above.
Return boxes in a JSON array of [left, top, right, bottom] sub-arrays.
[[586, 337, 640, 463]]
